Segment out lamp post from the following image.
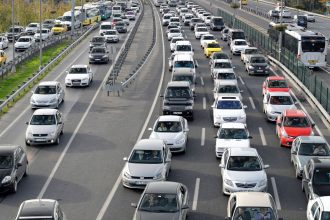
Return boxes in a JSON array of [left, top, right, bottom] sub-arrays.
[[278, 0, 284, 61], [71, 0, 75, 37], [39, 0, 42, 70], [11, 0, 16, 73]]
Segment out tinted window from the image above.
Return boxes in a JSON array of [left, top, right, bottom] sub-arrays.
[[250, 57, 266, 63], [283, 116, 309, 127], [139, 193, 179, 212], [216, 85, 239, 93], [166, 87, 191, 98], [269, 96, 293, 105], [30, 115, 56, 125], [218, 128, 248, 139], [172, 75, 193, 84], [268, 80, 288, 88], [301, 39, 326, 53], [129, 150, 163, 164], [216, 100, 242, 109], [0, 155, 13, 169], [212, 18, 224, 25], [313, 169, 330, 185], [298, 143, 330, 156], [214, 62, 232, 68], [232, 32, 245, 39], [176, 45, 192, 51], [216, 72, 236, 80], [155, 121, 182, 132], [213, 53, 230, 59], [227, 156, 262, 171], [174, 61, 194, 68], [35, 86, 56, 94], [69, 67, 87, 74], [233, 207, 275, 220]]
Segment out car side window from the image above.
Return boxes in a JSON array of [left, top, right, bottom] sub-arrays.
[[229, 196, 236, 216], [311, 201, 319, 216], [180, 186, 186, 204], [314, 207, 320, 220], [56, 112, 62, 124]]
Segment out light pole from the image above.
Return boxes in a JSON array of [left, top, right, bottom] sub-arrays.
[[256, 0, 259, 15], [11, 0, 16, 73], [39, 0, 42, 70], [278, 0, 284, 61], [71, 0, 75, 37]]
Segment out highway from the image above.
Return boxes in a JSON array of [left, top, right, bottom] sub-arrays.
[[0, 0, 330, 219]]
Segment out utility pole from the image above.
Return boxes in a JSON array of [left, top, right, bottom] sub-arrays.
[[71, 0, 75, 37], [12, 0, 16, 73], [278, 0, 284, 61], [39, 0, 42, 70]]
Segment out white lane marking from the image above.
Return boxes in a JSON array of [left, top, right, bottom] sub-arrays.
[[192, 178, 200, 211], [95, 5, 166, 220], [271, 177, 282, 210], [200, 75, 204, 86], [259, 127, 267, 146], [203, 97, 206, 110], [238, 76, 245, 85], [248, 97, 256, 110], [201, 128, 205, 146]]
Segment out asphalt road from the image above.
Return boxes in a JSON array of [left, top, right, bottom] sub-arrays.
[[1, 1, 330, 220]]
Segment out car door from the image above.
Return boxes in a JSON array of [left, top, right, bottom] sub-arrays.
[[276, 114, 283, 137], [303, 162, 313, 199], [15, 147, 26, 181], [56, 111, 63, 136], [58, 83, 64, 102], [228, 195, 237, 218], [291, 138, 300, 168], [182, 118, 188, 141], [179, 185, 189, 219], [220, 150, 228, 176], [263, 93, 270, 112], [262, 79, 268, 95], [163, 145, 171, 175]]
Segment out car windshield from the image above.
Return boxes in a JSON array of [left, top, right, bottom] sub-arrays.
[[92, 48, 106, 53], [129, 150, 163, 164], [139, 193, 179, 213], [28, 24, 38, 27], [172, 75, 193, 84], [232, 32, 245, 39], [174, 61, 194, 68], [176, 45, 191, 51], [91, 37, 105, 42], [283, 116, 310, 127], [268, 80, 288, 88], [245, 49, 258, 54], [165, 87, 191, 98], [62, 16, 72, 21], [17, 218, 54, 220], [9, 28, 21, 33], [321, 212, 330, 220], [69, 67, 87, 74], [18, 38, 30, 42], [54, 24, 63, 28], [203, 35, 215, 40], [155, 121, 182, 132], [197, 27, 207, 32], [105, 30, 117, 35], [234, 41, 247, 45], [216, 100, 242, 109], [233, 207, 275, 220], [251, 57, 266, 63], [0, 155, 13, 169], [313, 169, 330, 185], [35, 85, 56, 94], [269, 96, 293, 105], [101, 25, 112, 29], [216, 85, 239, 93], [171, 38, 183, 44], [216, 72, 236, 80], [213, 18, 224, 25], [227, 156, 262, 171], [170, 29, 180, 33], [214, 53, 229, 59], [298, 143, 330, 156], [30, 114, 56, 125], [214, 62, 232, 68], [218, 128, 248, 139], [208, 43, 220, 48]]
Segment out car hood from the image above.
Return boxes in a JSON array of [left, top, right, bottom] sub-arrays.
[[66, 74, 89, 80], [0, 169, 12, 180], [126, 163, 164, 177], [134, 211, 180, 220], [267, 104, 296, 113], [90, 42, 105, 46], [214, 109, 245, 118], [31, 94, 57, 102], [233, 45, 249, 50], [150, 132, 184, 142], [27, 125, 57, 134], [313, 185, 330, 197], [206, 48, 221, 52], [15, 42, 31, 46], [224, 170, 266, 182], [216, 138, 250, 148], [283, 126, 312, 136], [90, 53, 106, 57]]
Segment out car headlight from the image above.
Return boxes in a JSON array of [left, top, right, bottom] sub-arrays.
[[248, 66, 255, 70], [123, 171, 132, 179], [224, 179, 234, 187], [281, 129, 288, 138], [82, 77, 89, 81], [27, 130, 33, 136], [50, 131, 56, 137], [153, 172, 164, 180], [258, 179, 267, 187], [216, 114, 222, 119], [89, 55, 93, 59], [175, 137, 185, 145], [2, 176, 12, 184], [50, 98, 57, 103], [240, 115, 246, 119]]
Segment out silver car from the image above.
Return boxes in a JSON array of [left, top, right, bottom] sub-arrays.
[[132, 181, 189, 220], [30, 81, 65, 109], [25, 109, 64, 145], [291, 136, 330, 178], [122, 139, 172, 189]]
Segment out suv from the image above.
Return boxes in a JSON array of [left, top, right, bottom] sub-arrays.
[[14, 36, 35, 52], [227, 29, 245, 46], [210, 16, 225, 31], [25, 23, 40, 35], [161, 81, 195, 120], [6, 26, 24, 42]]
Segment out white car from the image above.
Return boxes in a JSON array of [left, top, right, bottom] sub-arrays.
[[213, 81, 242, 101], [65, 64, 94, 87], [102, 29, 120, 43], [307, 196, 330, 220], [212, 96, 246, 127], [279, 9, 292, 18], [162, 13, 172, 26], [263, 92, 297, 121], [149, 115, 189, 153], [200, 34, 216, 48], [220, 147, 269, 195], [0, 36, 9, 50], [25, 109, 64, 146], [14, 36, 35, 52], [230, 39, 250, 55], [30, 81, 65, 109], [25, 23, 40, 35], [213, 70, 238, 88], [211, 59, 234, 78], [215, 123, 251, 158], [204, 16, 212, 25], [167, 28, 182, 41], [34, 29, 53, 41], [121, 139, 171, 188], [174, 40, 194, 56], [194, 26, 209, 39], [304, 13, 316, 22], [170, 36, 184, 52], [240, 47, 258, 64]]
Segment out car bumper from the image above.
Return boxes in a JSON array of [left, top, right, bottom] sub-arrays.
[[0, 182, 14, 193], [213, 118, 246, 127], [215, 147, 226, 158], [232, 50, 242, 55], [30, 102, 58, 109], [279, 136, 295, 147], [65, 80, 89, 87], [26, 136, 58, 145], [265, 111, 281, 121], [89, 57, 108, 63], [223, 183, 267, 195], [106, 38, 119, 43], [15, 47, 29, 52], [163, 109, 193, 119], [166, 142, 186, 153], [248, 69, 270, 75], [122, 176, 165, 189]]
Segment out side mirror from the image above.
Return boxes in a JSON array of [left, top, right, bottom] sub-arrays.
[[148, 127, 152, 131], [182, 204, 189, 209], [123, 157, 128, 161], [65, 70, 69, 74], [16, 162, 22, 168], [233, 66, 236, 69], [243, 105, 247, 108], [107, 51, 109, 53], [160, 95, 164, 98], [248, 136, 253, 139], [264, 164, 270, 169], [25, 122, 29, 125], [131, 203, 137, 208]]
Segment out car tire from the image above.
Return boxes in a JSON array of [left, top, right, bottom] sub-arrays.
[[23, 163, 28, 177], [25, 140, 30, 146], [55, 137, 60, 145], [60, 128, 63, 135], [11, 179, 18, 193]]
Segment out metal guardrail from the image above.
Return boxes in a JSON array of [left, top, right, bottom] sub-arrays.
[[0, 24, 99, 113]]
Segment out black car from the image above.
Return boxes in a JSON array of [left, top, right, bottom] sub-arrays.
[[89, 36, 106, 51], [0, 145, 28, 193], [296, 15, 308, 29], [89, 46, 110, 64], [302, 157, 330, 200], [115, 21, 128, 33], [15, 199, 66, 220], [245, 54, 270, 75]]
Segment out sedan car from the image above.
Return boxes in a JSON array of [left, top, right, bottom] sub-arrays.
[[213, 70, 238, 88], [245, 54, 270, 75], [263, 92, 296, 121], [121, 139, 171, 189], [25, 23, 40, 35], [51, 23, 67, 35], [220, 147, 269, 195], [89, 36, 106, 51], [209, 52, 231, 66], [102, 29, 119, 43], [262, 76, 290, 96], [15, 199, 66, 220], [132, 181, 189, 220], [291, 136, 330, 178], [89, 46, 109, 64], [211, 59, 234, 79], [34, 28, 53, 41], [0, 145, 28, 193], [230, 39, 249, 55], [304, 13, 316, 22], [25, 109, 64, 145], [167, 28, 182, 41], [115, 21, 128, 33], [65, 64, 94, 87], [204, 41, 222, 58], [189, 18, 203, 30], [0, 36, 9, 50], [200, 34, 216, 48], [149, 115, 189, 153], [194, 26, 209, 39], [14, 36, 35, 52], [220, 27, 229, 41], [214, 81, 242, 101], [170, 36, 184, 52], [212, 96, 247, 127], [276, 109, 314, 147], [215, 123, 251, 158], [30, 81, 65, 109], [307, 196, 330, 220]]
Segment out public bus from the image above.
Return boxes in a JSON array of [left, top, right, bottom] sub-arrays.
[[61, 10, 83, 30], [91, 2, 112, 20], [81, 4, 102, 26]]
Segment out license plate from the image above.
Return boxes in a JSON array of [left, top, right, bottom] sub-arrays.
[[173, 112, 182, 115], [35, 138, 45, 142], [135, 181, 145, 185], [257, 70, 263, 72], [95, 59, 100, 61], [308, 60, 317, 64]]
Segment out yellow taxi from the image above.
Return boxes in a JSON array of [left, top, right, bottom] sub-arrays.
[[204, 41, 222, 58], [0, 50, 7, 66], [51, 23, 68, 35]]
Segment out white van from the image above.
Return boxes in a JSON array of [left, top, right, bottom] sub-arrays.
[[174, 40, 194, 56], [62, 11, 82, 30], [99, 22, 113, 35], [112, 5, 122, 15]]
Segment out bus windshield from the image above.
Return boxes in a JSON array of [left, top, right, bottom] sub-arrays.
[[301, 38, 326, 53]]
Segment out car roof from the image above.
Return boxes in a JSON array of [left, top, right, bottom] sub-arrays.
[[267, 76, 285, 81], [249, 54, 266, 59], [310, 157, 330, 168], [229, 147, 258, 156], [167, 81, 191, 87], [0, 145, 19, 154], [33, 109, 58, 115], [134, 139, 164, 150], [176, 40, 191, 45], [173, 53, 193, 60], [297, 136, 327, 144], [221, 123, 246, 129], [214, 59, 231, 63], [266, 91, 291, 96], [284, 109, 306, 117], [38, 81, 58, 86], [157, 115, 182, 122], [145, 181, 180, 194], [233, 192, 274, 207], [318, 197, 330, 211], [18, 199, 57, 217], [71, 64, 88, 68]]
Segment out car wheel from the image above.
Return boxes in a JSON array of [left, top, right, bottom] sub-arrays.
[[25, 140, 30, 146], [11, 179, 18, 193], [55, 137, 60, 145], [23, 163, 28, 177], [60, 128, 63, 135]]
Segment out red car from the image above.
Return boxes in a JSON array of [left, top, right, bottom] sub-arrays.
[[276, 109, 314, 147], [262, 76, 290, 96]]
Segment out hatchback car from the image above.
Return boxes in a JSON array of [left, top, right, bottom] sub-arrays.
[[25, 109, 64, 145], [132, 181, 189, 220], [149, 115, 189, 153], [101, 29, 119, 43], [204, 41, 222, 58], [263, 92, 296, 121], [220, 148, 269, 195], [211, 59, 234, 79], [122, 139, 171, 189], [291, 136, 330, 178], [276, 109, 314, 147], [89, 36, 106, 51], [65, 64, 94, 87], [30, 81, 65, 109], [15, 199, 66, 220], [213, 70, 238, 88], [262, 76, 290, 96], [230, 39, 249, 55], [0, 145, 28, 193], [89, 46, 109, 64], [220, 27, 229, 41]]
